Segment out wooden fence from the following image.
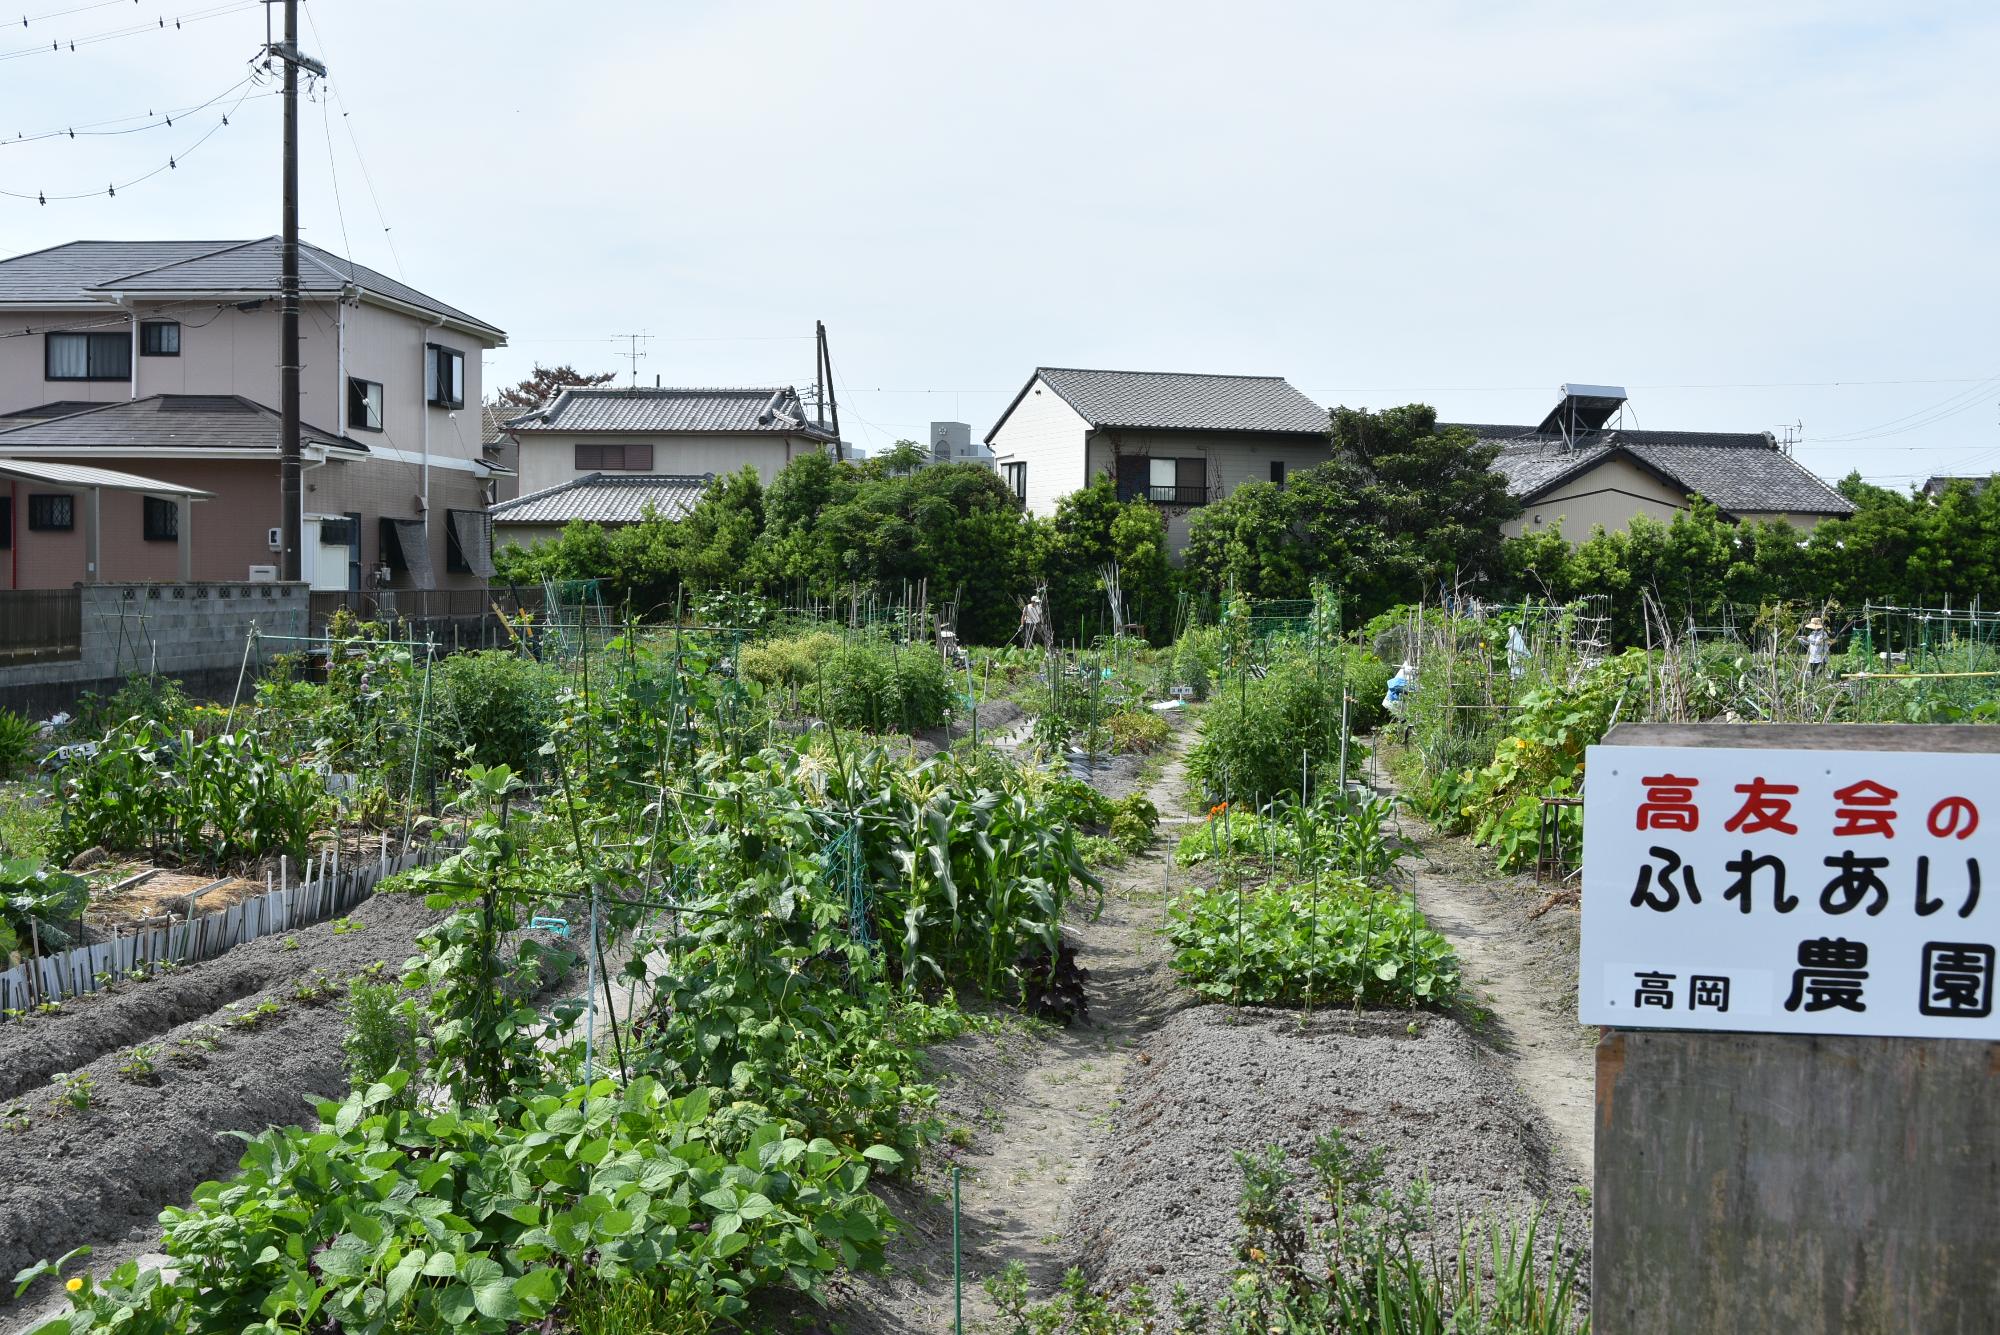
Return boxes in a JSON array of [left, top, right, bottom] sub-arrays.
[[0, 840, 448, 1015]]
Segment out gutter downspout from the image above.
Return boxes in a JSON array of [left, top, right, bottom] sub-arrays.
[[118, 297, 137, 399], [335, 292, 350, 435], [421, 315, 444, 584]]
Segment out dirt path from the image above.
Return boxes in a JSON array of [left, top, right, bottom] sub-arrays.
[[818, 734, 1189, 1333], [951, 757, 1187, 1325], [1400, 813, 1595, 1179]]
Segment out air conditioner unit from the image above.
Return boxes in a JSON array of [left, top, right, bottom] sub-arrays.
[[247, 564, 278, 583], [267, 527, 283, 551]]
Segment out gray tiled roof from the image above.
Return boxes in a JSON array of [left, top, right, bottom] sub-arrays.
[[1452, 423, 1854, 517], [0, 401, 100, 423], [0, 238, 501, 338], [0, 394, 368, 455], [0, 241, 230, 304], [491, 473, 711, 527], [506, 386, 832, 438], [1025, 367, 1328, 435]]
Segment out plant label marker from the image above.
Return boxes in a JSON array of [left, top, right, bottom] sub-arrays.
[[1585, 723, 2000, 1332]]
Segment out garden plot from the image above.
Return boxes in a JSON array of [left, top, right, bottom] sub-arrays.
[[1069, 1007, 1588, 1311], [0, 888, 442, 1299]]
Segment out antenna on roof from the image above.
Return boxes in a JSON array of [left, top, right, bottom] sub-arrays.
[[614, 331, 651, 386], [1775, 421, 1801, 456]]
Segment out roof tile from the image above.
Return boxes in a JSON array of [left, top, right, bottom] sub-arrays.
[[507, 386, 831, 438], [490, 473, 711, 527], [1030, 367, 1327, 434]]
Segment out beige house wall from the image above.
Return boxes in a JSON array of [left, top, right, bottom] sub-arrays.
[[0, 297, 486, 457], [513, 431, 818, 495], [1504, 456, 1690, 539], [493, 522, 566, 550], [1, 454, 488, 590], [1082, 428, 1335, 551]]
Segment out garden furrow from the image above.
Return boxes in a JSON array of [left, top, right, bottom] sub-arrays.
[[0, 889, 443, 1308]]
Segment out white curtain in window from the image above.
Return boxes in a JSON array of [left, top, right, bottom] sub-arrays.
[[47, 334, 88, 379]]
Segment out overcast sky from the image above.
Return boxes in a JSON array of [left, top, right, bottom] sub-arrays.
[[3, 1, 1996, 484]]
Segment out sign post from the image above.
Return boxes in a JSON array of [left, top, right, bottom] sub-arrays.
[[1584, 723, 2000, 1333]]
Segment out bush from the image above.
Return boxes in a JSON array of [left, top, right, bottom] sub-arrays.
[[55, 723, 323, 867], [1166, 877, 1458, 1009], [1106, 708, 1170, 754], [737, 631, 844, 693], [21, 1079, 897, 1335], [341, 975, 421, 1109], [429, 651, 557, 773], [808, 635, 954, 733], [1165, 624, 1223, 699], [1, 856, 88, 956], [0, 708, 36, 779], [1188, 655, 1354, 803]]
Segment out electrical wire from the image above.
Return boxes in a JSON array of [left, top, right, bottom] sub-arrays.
[[0, 0, 254, 61], [14, 0, 148, 25], [0, 78, 256, 201], [300, 1, 403, 280], [4, 74, 260, 145]]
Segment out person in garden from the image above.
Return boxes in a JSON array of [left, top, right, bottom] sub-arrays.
[[1803, 616, 1831, 673]]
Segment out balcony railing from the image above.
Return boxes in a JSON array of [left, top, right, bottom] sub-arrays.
[[1145, 484, 1207, 506], [0, 589, 81, 664]]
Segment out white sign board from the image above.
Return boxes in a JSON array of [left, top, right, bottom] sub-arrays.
[[1169, 685, 1195, 699], [1581, 744, 1997, 1039]]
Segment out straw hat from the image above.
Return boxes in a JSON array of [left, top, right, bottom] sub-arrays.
[[1805, 617, 1826, 630]]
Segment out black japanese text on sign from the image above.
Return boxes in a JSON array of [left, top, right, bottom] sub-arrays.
[[1580, 746, 1996, 1038]]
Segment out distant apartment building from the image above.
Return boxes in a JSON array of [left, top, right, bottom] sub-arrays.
[[0, 238, 507, 590]]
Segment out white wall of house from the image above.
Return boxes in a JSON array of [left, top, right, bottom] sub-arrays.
[[513, 432, 820, 495], [986, 375, 1091, 517]]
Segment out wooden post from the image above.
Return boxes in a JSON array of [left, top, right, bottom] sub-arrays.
[[1590, 723, 2000, 1333]]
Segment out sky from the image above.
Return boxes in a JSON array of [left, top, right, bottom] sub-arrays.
[[2, 1, 1997, 484]]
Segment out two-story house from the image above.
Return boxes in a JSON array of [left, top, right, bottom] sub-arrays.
[[0, 238, 507, 590], [490, 384, 836, 549], [985, 367, 1333, 551]]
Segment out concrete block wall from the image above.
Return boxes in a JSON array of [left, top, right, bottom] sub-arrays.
[[0, 580, 308, 714]]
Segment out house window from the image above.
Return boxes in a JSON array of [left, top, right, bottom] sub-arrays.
[[1270, 460, 1286, 487], [1003, 460, 1027, 503], [425, 344, 465, 408], [45, 331, 130, 381], [142, 496, 179, 541], [1146, 457, 1207, 506], [139, 321, 180, 356], [0, 497, 11, 549], [348, 377, 384, 431], [28, 493, 74, 531], [575, 443, 654, 471]]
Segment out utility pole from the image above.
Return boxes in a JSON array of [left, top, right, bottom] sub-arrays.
[[815, 320, 842, 461], [266, 0, 324, 583]]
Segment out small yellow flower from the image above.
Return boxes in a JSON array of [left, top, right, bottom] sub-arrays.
[[1247, 1246, 1267, 1263], [65, 1278, 82, 1293]]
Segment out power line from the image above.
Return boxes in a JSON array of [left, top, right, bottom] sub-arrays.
[[4, 74, 263, 145], [14, 0, 150, 26], [0, 0, 255, 61], [0, 78, 257, 202], [299, 1, 401, 280]]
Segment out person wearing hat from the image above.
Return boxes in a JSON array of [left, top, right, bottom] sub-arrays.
[[1802, 616, 1831, 673]]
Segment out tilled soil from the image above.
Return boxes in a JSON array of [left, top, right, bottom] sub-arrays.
[[1397, 806, 1596, 1177], [0, 889, 444, 1308], [1068, 1007, 1590, 1312]]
